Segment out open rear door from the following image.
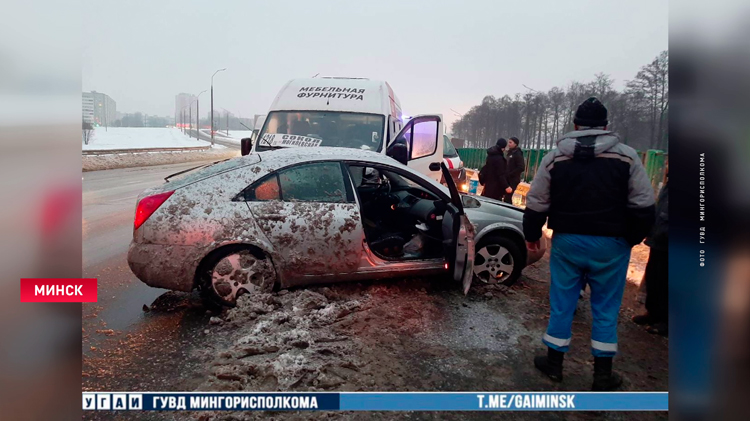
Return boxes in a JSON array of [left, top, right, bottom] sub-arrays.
[[440, 163, 475, 294], [388, 115, 444, 182]]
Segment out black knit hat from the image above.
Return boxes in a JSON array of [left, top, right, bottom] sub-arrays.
[[508, 136, 520, 146], [574, 97, 608, 127], [496, 137, 508, 148]]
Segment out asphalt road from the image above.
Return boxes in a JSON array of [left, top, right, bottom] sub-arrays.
[[82, 161, 226, 396]]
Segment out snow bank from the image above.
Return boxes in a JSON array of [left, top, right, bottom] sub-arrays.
[[82, 146, 239, 172], [82, 127, 211, 150]]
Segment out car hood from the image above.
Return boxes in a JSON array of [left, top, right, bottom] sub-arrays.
[[474, 194, 523, 212], [463, 194, 524, 219]]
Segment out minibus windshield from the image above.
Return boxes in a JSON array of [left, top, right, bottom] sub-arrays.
[[257, 111, 385, 152]]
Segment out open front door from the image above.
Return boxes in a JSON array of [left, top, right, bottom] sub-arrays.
[[439, 163, 475, 295], [387, 115, 444, 182]]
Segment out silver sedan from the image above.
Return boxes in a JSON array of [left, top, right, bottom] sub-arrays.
[[127, 148, 545, 306]]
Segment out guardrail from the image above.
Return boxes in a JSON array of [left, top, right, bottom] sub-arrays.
[[82, 146, 211, 155]]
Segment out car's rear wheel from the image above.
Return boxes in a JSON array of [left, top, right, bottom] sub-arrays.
[[199, 245, 276, 307], [473, 234, 524, 287]]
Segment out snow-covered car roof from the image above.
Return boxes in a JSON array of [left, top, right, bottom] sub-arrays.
[[157, 146, 450, 199], [251, 147, 451, 195], [254, 146, 400, 167]]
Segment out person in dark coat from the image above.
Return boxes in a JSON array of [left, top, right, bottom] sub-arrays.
[[632, 176, 669, 336], [503, 136, 526, 203], [479, 138, 512, 200]]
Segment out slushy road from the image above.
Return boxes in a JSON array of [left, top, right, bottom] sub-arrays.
[[82, 161, 225, 394]]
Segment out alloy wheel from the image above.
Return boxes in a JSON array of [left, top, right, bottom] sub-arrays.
[[210, 251, 273, 304], [474, 244, 514, 284]]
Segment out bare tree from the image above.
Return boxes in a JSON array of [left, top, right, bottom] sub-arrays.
[[626, 51, 669, 149], [82, 121, 94, 145], [451, 51, 668, 153]]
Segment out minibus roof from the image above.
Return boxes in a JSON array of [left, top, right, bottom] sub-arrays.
[[269, 77, 400, 117]]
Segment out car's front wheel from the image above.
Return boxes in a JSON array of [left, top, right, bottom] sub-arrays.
[[473, 234, 524, 287], [199, 245, 276, 307]]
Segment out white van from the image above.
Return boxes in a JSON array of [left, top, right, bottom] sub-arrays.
[[243, 77, 445, 182]]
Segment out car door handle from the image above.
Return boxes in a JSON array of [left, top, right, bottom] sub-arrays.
[[429, 162, 441, 171]]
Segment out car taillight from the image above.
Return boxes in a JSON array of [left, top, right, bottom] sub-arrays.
[[134, 191, 174, 231]]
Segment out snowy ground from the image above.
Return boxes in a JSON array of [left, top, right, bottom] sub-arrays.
[[226, 130, 255, 139], [197, 129, 251, 145], [83, 127, 211, 150], [202, 129, 255, 140]]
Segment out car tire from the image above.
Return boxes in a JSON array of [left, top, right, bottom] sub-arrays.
[[198, 245, 276, 308], [473, 234, 524, 287]]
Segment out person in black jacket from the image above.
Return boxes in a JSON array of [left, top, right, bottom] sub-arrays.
[[523, 97, 656, 391], [632, 177, 668, 335], [503, 136, 525, 203], [479, 138, 512, 200]]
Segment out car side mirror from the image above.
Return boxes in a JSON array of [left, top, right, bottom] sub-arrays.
[[429, 162, 441, 172], [386, 141, 408, 166], [241, 138, 253, 156]]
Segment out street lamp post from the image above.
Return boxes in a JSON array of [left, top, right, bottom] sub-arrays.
[[188, 105, 192, 138], [182, 103, 192, 134], [210, 68, 226, 146], [182, 106, 188, 134], [196, 90, 207, 141], [219, 107, 231, 136]]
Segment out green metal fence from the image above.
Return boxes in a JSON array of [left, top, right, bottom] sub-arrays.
[[457, 148, 547, 183], [455, 148, 487, 171], [458, 147, 668, 190], [643, 150, 668, 191], [522, 149, 549, 183]]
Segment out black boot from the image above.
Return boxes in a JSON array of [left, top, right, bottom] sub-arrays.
[[592, 357, 623, 391], [632, 313, 652, 325], [534, 347, 564, 382]]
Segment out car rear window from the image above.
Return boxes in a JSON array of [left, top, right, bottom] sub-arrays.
[[165, 155, 260, 190]]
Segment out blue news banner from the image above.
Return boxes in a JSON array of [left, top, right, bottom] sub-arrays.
[[83, 392, 668, 411]]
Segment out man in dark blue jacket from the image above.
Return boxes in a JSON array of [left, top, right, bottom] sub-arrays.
[[523, 97, 656, 391]]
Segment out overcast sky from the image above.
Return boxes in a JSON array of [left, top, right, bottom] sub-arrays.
[[82, 0, 668, 130]]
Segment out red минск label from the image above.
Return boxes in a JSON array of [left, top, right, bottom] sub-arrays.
[[20, 278, 98, 302]]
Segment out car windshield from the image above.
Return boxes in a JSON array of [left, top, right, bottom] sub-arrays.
[[257, 111, 384, 152], [443, 135, 459, 157]]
